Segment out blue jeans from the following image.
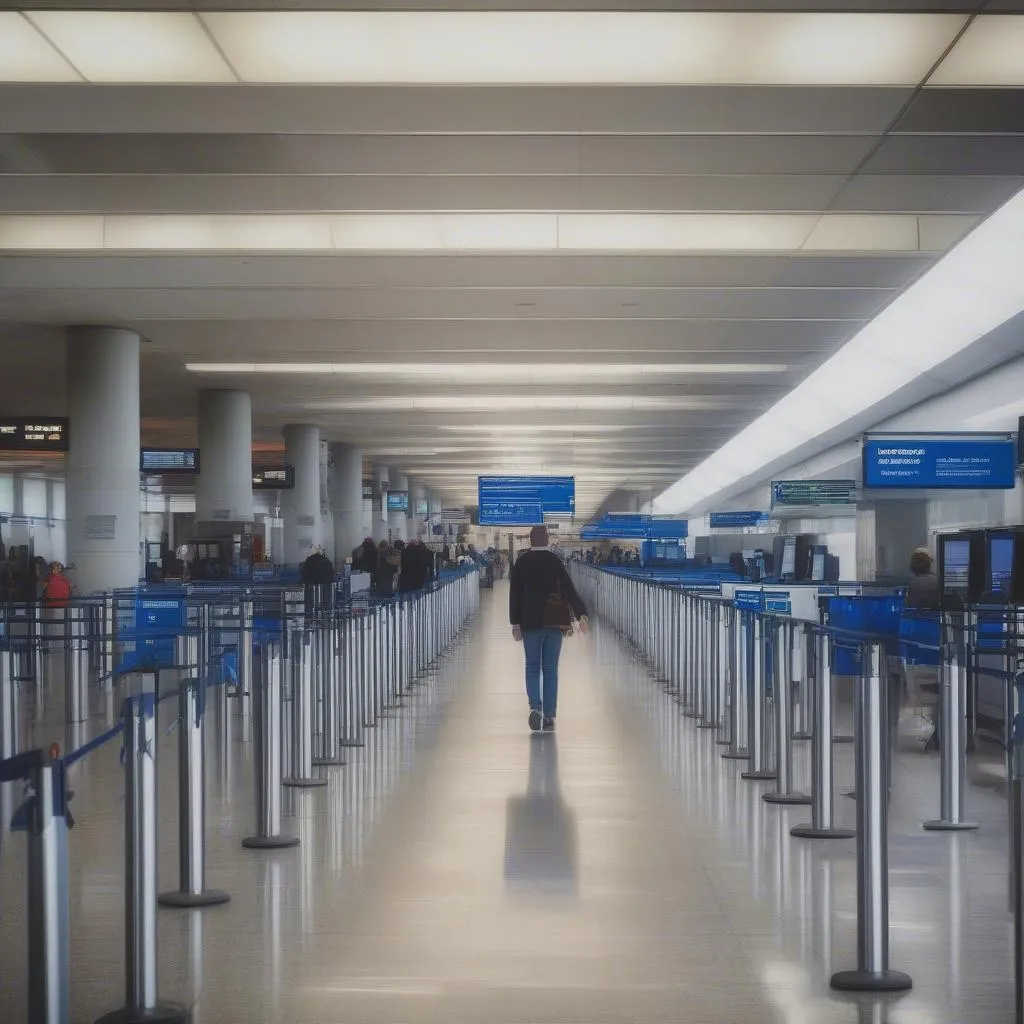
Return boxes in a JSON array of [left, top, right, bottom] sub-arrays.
[[522, 628, 563, 719]]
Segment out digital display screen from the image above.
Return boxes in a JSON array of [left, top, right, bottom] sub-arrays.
[[140, 448, 199, 473], [415, 499, 429, 516], [780, 537, 797, 579], [0, 417, 69, 452], [387, 490, 409, 512], [478, 475, 575, 525], [942, 539, 971, 595], [989, 536, 1014, 596], [252, 466, 295, 490], [362, 482, 374, 500], [772, 479, 857, 507], [864, 438, 1016, 490]]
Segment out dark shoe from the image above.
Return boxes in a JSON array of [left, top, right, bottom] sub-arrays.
[[529, 709, 543, 732], [543, 717, 556, 732]]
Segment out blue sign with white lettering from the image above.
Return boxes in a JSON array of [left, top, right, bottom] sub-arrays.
[[478, 475, 574, 525], [863, 438, 1017, 490], [709, 511, 769, 529], [580, 514, 687, 541]]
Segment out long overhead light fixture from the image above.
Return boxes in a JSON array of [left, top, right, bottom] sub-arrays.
[[6, 11, 1021, 86], [654, 185, 1024, 515], [0, 214, 975, 255], [301, 395, 738, 412], [185, 361, 788, 377]]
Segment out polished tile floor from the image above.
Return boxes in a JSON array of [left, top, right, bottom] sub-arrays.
[[0, 586, 1016, 1023]]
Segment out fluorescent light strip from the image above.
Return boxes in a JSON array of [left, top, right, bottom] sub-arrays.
[[301, 396, 736, 412], [654, 184, 1024, 515], [0, 214, 975, 254], [0, 13, 80, 81], [929, 17, 1024, 86], [0, 11, 976, 85], [185, 361, 787, 377]]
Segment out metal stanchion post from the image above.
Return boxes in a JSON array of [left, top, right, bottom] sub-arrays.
[[65, 606, 89, 725], [159, 634, 229, 908], [742, 616, 776, 781], [792, 632, 854, 839], [101, 593, 116, 689], [243, 643, 299, 849], [1009, 667, 1024, 1024], [237, 599, 254, 726], [314, 624, 344, 767], [21, 752, 72, 1024], [765, 619, 810, 805], [793, 623, 812, 741], [831, 643, 912, 994], [924, 612, 978, 832], [722, 608, 748, 760], [283, 631, 326, 789], [95, 694, 189, 1024]]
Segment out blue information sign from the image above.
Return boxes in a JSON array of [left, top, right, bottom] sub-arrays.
[[478, 475, 575, 525], [580, 514, 687, 541], [709, 511, 768, 528], [863, 438, 1017, 490]]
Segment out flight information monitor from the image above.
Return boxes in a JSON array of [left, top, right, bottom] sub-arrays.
[[387, 490, 409, 512], [415, 499, 429, 516], [140, 448, 200, 473], [0, 417, 69, 452], [252, 466, 295, 490], [478, 475, 575, 525], [863, 438, 1016, 489]]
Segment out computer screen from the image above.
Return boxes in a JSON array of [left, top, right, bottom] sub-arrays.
[[942, 538, 971, 596], [989, 536, 1014, 596], [386, 490, 409, 512], [780, 536, 797, 579]]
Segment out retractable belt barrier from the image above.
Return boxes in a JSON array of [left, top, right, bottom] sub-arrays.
[[1, 566, 480, 1024], [570, 563, 987, 1000]]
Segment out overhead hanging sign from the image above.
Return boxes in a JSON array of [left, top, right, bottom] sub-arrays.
[[0, 417, 69, 452], [862, 438, 1017, 490], [478, 475, 575, 525], [252, 466, 295, 490], [140, 448, 199, 474], [771, 479, 857, 508], [709, 511, 769, 529], [580, 514, 688, 541]]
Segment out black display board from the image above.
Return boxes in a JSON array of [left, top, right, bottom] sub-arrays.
[[140, 448, 200, 473], [0, 417, 69, 452], [252, 466, 295, 490]]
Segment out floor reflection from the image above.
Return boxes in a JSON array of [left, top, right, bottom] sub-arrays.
[[504, 735, 578, 899]]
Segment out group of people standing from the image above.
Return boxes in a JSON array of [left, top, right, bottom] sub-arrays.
[[351, 537, 436, 598]]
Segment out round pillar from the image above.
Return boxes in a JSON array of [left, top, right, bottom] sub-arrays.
[[281, 424, 321, 565], [196, 389, 254, 524], [65, 326, 141, 593], [388, 470, 408, 543], [372, 464, 389, 543], [329, 443, 363, 563], [409, 479, 427, 540]]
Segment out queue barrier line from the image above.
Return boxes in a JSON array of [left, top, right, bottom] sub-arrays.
[[1, 566, 482, 1024]]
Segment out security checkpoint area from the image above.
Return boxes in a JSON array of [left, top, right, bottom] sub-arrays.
[[5, 4, 1024, 1023]]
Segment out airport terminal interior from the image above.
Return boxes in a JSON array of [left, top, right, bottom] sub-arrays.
[[3, 3, 1024, 1022]]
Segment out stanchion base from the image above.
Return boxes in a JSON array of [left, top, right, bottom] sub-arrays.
[[282, 777, 328, 788], [158, 889, 231, 909], [833, 734, 855, 744], [681, 709, 702, 719], [339, 739, 365, 748], [763, 791, 812, 805], [242, 834, 300, 849], [715, 737, 733, 747], [696, 721, 718, 730], [94, 1001, 191, 1024], [830, 968, 912, 993], [923, 819, 979, 832], [721, 750, 749, 761], [312, 757, 346, 767], [741, 770, 777, 781], [792, 732, 813, 741], [790, 823, 855, 840]]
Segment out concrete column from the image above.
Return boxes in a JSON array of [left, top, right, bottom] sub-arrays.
[[66, 326, 141, 593], [372, 464, 389, 542], [196, 389, 254, 524], [409, 479, 427, 540], [329, 442, 363, 563], [281, 424, 321, 564], [388, 470, 408, 542]]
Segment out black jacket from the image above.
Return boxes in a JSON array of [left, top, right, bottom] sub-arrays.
[[399, 543, 432, 592], [905, 571, 941, 611], [509, 549, 587, 632], [300, 552, 335, 585]]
